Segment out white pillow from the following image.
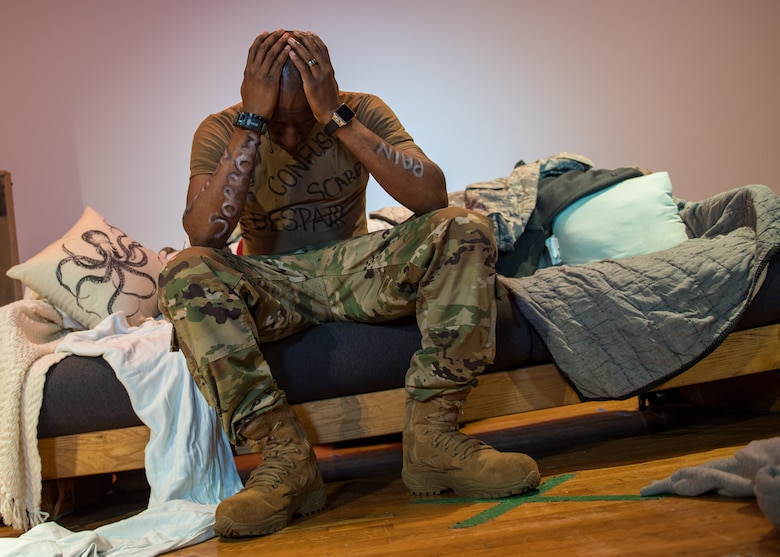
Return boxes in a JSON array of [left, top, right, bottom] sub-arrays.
[[551, 171, 689, 265], [6, 206, 166, 328]]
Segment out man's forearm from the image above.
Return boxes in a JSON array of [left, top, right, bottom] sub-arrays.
[[332, 119, 447, 214], [184, 130, 261, 247]]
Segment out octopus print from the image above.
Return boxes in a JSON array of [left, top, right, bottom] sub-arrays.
[[56, 223, 156, 320]]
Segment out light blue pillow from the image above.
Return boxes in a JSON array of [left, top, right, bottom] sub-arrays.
[[550, 171, 689, 265]]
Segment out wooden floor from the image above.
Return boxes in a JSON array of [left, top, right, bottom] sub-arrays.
[[3, 398, 780, 556]]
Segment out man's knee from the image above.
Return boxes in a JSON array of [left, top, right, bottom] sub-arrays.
[[429, 206, 492, 228], [158, 246, 229, 312], [160, 246, 222, 283], [426, 207, 497, 252]]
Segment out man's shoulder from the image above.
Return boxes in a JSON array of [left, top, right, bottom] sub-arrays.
[[340, 91, 416, 149], [340, 91, 384, 111], [207, 102, 242, 122], [195, 103, 242, 138]]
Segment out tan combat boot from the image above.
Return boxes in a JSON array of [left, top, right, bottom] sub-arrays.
[[214, 402, 326, 538], [402, 391, 541, 498]]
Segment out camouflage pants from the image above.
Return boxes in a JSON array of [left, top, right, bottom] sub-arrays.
[[158, 207, 498, 443]]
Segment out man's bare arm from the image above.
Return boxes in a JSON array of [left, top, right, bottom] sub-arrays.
[[183, 130, 260, 248], [332, 121, 447, 214], [183, 30, 291, 247]]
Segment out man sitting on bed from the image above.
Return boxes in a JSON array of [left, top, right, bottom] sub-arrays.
[[158, 29, 540, 539]]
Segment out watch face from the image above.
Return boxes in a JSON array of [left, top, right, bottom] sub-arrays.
[[335, 104, 355, 122], [325, 104, 355, 135]]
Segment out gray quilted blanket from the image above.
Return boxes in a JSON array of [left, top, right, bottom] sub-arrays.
[[500, 184, 780, 400]]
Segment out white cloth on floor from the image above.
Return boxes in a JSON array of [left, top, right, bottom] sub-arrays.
[[641, 437, 780, 531], [0, 500, 216, 557], [0, 313, 243, 557]]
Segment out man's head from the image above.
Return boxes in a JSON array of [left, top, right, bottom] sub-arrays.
[[267, 51, 316, 153]]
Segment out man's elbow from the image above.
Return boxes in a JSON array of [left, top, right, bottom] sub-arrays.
[[426, 170, 449, 211], [183, 217, 229, 250]]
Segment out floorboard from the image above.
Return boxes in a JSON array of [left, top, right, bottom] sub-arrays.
[[3, 399, 779, 556]]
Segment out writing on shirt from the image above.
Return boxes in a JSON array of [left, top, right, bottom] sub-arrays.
[[266, 132, 365, 200], [265, 160, 363, 200], [251, 204, 347, 233], [251, 131, 364, 234]]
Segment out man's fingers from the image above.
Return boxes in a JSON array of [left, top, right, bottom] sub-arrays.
[[247, 29, 287, 68], [286, 36, 312, 70], [290, 31, 329, 68], [246, 32, 269, 65], [265, 31, 292, 68]]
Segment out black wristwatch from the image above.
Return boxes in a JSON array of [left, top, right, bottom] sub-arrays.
[[234, 112, 269, 133], [324, 104, 355, 135]]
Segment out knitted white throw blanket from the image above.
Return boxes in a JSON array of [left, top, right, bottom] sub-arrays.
[[0, 300, 68, 531]]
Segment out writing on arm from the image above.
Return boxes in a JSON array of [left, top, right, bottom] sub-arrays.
[[184, 131, 261, 245], [374, 142, 425, 178]]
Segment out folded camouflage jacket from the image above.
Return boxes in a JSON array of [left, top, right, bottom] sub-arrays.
[[462, 152, 593, 252]]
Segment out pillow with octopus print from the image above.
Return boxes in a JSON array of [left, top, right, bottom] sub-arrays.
[[7, 206, 166, 328]]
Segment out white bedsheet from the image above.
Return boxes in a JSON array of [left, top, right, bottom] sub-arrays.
[[0, 313, 243, 557]]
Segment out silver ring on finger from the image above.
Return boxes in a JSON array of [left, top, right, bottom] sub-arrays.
[[307, 58, 318, 67]]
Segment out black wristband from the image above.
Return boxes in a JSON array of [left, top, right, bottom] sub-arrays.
[[234, 112, 269, 133]]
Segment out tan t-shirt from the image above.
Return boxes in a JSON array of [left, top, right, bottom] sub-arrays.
[[190, 91, 419, 255]]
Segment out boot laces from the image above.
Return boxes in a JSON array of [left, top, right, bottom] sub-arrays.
[[426, 401, 488, 459], [244, 421, 303, 490]]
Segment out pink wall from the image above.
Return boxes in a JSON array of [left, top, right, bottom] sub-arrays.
[[1, 0, 779, 261]]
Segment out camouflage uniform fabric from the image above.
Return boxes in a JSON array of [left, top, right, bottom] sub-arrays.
[[159, 206, 498, 443], [368, 153, 595, 252], [462, 152, 593, 252]]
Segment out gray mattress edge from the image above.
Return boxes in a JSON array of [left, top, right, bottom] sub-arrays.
[[38, 256, 780, 439]]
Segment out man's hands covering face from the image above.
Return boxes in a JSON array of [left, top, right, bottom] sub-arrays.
[[241, 30, 291, 118], [286, 31, 342, 124], [240, 30, 341, 124]]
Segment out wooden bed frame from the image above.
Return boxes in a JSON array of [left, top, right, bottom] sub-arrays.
[[38, 322, 780, 481]]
